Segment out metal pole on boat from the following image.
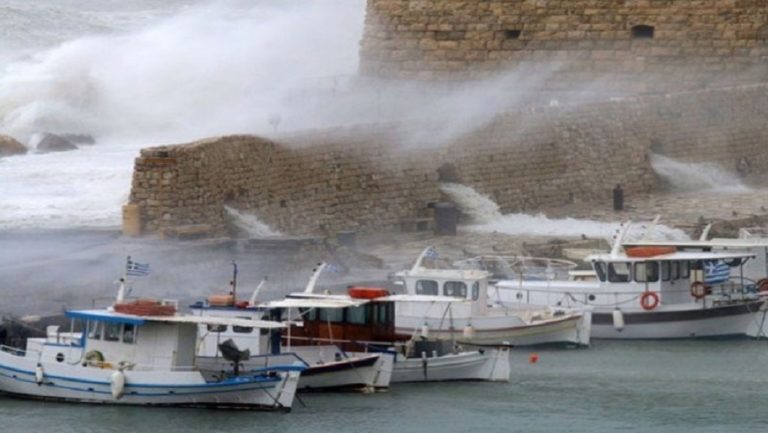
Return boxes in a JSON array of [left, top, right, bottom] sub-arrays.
[[116, 256, 130, 303], [231, 261, 238, 303]]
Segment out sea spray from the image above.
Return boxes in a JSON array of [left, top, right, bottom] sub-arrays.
[[650, 154, 750, 193], [440, 182, 688, 241], [224, 206, 281, 238]]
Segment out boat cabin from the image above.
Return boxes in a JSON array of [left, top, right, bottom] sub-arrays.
[[394, 268, 489, 320], [23, 309, 284, 372], [587, 249, 756, 306], [189, 301, 271, 357], [262, 289, 402, 353]]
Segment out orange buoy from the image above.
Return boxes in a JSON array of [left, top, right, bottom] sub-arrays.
[[757, 278, 768, 293], [348, 287, 390, 299], [625, 246, 676, 258], [529, 353, 539, 364], [639, 291, 660, 311], [690, 281, 707, 300]]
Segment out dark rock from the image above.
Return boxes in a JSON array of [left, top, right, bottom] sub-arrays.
[[0, 134, 27, 157], [61, 133, 96, 145], [37, 133, 77, 153]]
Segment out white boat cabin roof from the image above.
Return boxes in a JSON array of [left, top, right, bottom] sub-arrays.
[[624, 239, 768, 248], [397, 268, 490, 281], [587, 250, 755, 263], [65, 309, 285, 329]]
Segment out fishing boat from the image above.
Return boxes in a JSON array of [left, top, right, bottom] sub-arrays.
[[492, 223, 768, 339], [393, 248, 591, 347], [261, 264, 512, 383], [190, 265, 390, 392], [0, 264, 303, 410]]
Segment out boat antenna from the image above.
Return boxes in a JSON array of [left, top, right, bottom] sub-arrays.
[[249, 277, 268, 305], [231, 261, 238, 303], [610, 221, 632, 257], [699, 223, 712, 241], [411, 246, 435, 273], [304, 263, 328, 293]]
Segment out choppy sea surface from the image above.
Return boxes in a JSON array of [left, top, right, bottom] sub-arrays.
[[1, 340, 768, 433]]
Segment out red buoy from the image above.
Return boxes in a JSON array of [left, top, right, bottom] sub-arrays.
[[529, 353, 539, 364]]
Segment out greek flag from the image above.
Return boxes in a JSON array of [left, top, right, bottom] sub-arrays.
[[326, 263, 342, 273], [424, 248, 439, 260], [126, 258, 151, 277], [703, 261, 730, 285]]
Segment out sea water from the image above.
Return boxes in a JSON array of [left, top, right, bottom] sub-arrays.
[[1, 340, 767, 433]]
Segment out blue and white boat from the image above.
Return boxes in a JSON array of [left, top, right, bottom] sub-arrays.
[[0, 303, 302, 410]]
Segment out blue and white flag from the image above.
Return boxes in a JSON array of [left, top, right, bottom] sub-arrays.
[[704, 260, 730, 285], [126, 258, 151, 277], [326, 263, 342, 274], [424, 248, 439, 260]]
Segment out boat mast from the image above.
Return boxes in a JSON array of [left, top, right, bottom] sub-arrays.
[[610, 221, 632, 258], [410, 246, 434, 273], [249, 277, 268, 305], [304, 263, 328, 293]]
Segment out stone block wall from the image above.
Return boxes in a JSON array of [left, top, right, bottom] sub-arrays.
[[129, 84, 768, 237], [360, 0, 768, 94]]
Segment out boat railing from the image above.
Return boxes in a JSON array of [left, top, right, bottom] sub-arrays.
[[0, 344, 27, 357]]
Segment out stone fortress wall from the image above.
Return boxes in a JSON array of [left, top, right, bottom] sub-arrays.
[[128, 84, 768, 237], [359, 0, 768, 94]]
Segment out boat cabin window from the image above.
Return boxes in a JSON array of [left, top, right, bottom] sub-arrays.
[[207, 324, 227, 332], [680, 261, 691, 278], [347, 305, 368, 325], [594, 262, 607, 282], [104, 322, 121, 342], [375, 303, 393, 325], [301, 308, 317, 321], [471, 282, 480, 300], [123, 324, 136, 344], [608, 262, 631, 283], [233, 316, 254, 333], [670, 261, 680, 280], [444, 281, 467, 298], [415, 280, 439, 295], [88, 321, 102, 340], [661, 261, 671, 281], [634, 262, 659, 283], [318, 307, 344, 323]]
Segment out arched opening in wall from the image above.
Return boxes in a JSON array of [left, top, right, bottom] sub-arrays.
[[631, 25, 655, 39], [504, 29, 522, 40]]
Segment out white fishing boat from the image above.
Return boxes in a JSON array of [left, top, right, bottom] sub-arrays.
[[493, 223, 768, 339], [0, 306, 302, 409], [261, 265, 512, 383], [0, 260, 303, 410], [393, 248, 591, 347]]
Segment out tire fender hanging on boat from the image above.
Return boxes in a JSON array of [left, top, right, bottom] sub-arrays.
[[110, 371, 126, 400], [640, 291, 660, 311]]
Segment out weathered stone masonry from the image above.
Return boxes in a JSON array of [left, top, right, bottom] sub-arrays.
[[129, 84, 768, 237], [360, 0, 768, 93]]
